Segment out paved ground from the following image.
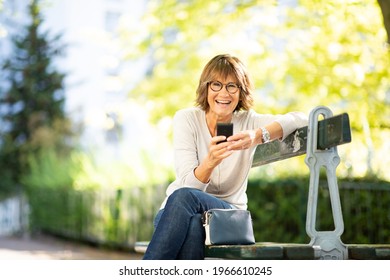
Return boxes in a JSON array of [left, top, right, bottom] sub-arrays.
[[0, 234, 142, 260]]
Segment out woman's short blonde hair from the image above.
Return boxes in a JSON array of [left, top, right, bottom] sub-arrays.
[[195, 54, 254, 112]]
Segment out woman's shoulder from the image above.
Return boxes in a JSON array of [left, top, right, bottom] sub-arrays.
[[174, 107, 204, 121], [233, 109, 258, 121]]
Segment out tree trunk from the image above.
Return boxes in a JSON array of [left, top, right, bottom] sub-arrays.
[[378, 0, 390, 46]]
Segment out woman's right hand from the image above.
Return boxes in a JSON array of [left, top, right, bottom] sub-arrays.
[[206, 136, 235, 168], [194, 135, 234, 183]]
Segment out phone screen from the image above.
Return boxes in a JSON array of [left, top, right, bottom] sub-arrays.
[[217, 123, 233, 144]]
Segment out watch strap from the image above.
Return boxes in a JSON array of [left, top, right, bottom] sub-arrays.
[[261, 127, 271, 143]]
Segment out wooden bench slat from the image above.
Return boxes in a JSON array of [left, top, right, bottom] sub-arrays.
[[204, 243, 390, 260], [205, 243, 319, 260], [252, 113, 351, 167], [135, 241, 390, 259], [348, 244, 390, 260], [205, 243, 284, 260]]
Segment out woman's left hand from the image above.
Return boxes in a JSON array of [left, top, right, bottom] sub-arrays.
[[226, 130, 257, 151]]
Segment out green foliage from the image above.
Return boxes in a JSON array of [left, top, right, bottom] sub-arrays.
[[247, 177, 390, 244], [21, 145, 173, 192], [247, 177, 310, 243], [21, 148, 79, 190], [279, 1, 390, 129], [123, 0, 276, 122], [0, 0, 71, 190], [126, 0, 389, 117], [23, 146, 171, 246], [123, 0, 390, 180], [27, 184, 166, 248], [26, 177, 390, 248]]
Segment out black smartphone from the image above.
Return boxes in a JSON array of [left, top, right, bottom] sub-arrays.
[[217, 123, 233, 144]]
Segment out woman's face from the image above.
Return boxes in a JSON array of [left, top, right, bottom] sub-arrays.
[[206, 75, 240, 122]]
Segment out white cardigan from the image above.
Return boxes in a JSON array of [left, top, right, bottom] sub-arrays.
[[160, 107, 308, 210]]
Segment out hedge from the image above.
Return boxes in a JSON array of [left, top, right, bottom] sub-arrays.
[[247, 178, 390, 244], [26, 178, 390, 250]]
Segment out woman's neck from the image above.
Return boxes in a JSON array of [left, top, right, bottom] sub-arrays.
[[205, 111, 233, 137]]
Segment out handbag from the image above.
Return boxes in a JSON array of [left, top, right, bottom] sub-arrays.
[[202, 209, 255, 245]]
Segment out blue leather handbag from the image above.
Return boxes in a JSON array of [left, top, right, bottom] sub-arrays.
[[202, 209, 255, 245]]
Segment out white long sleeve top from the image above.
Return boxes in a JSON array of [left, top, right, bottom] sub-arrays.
[[160, 107, 308, 210]]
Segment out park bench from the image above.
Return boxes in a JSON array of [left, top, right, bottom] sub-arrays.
[[135, 106, 390, 260]]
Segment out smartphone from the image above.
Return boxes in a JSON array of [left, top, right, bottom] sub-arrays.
[[217, 123, 233, 144]]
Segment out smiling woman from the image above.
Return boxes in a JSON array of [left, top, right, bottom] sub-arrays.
[[196, 54, 253, 115], [206, 77, 240, 124], [142, 54, 308, 260]]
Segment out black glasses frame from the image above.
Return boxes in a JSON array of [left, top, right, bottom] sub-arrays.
[[208, 81, 240, 94]]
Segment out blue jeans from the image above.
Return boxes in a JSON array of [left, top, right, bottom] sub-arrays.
[[143, 188, 233, 260]]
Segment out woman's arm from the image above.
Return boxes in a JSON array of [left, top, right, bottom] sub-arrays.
[[194, 136, 233, 183], [172, 110, 233, 188], [227, 111, 308, 151]]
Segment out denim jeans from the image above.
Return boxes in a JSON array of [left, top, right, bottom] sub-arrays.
[[143, 188, 233, 260]]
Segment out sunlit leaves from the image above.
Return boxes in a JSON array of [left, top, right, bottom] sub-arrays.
[[122, 0, 390, 178]]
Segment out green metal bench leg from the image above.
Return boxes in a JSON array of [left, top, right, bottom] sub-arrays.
[[305, 106, 348, 260]]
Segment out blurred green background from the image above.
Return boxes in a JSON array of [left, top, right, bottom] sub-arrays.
[[0, 0, 389, 250]]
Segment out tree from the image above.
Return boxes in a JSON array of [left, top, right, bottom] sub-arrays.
[[0, 0, 69, 191], [125, 0, 389, 117], [123, 0, 390, 179], [378, 0, 390, 46]]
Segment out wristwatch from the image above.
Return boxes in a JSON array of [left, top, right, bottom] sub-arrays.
[[261, 127, 271, 143]]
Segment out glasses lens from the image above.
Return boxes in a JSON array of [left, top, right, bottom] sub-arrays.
[[226, 83, 239, 93], [210, 81, 222, 92]]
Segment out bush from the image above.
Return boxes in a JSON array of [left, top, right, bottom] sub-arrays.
[[27, 185, 165, 248], [247, 177, 390, 244]]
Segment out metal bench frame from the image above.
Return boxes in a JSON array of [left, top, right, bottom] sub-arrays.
[[305, 106, 348, 259]]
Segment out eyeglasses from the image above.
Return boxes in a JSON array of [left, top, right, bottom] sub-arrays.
[[208, 81, 240, 94]]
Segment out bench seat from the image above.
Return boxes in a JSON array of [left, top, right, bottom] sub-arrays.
[[206, 243, 390, 260], [134, 241, 390, 260], [205, 243, 319, 260]]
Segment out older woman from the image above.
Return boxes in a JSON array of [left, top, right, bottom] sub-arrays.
[[143, 54, 307, 259]]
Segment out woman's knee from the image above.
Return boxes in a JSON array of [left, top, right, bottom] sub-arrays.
[[168, 187, 200, 204]]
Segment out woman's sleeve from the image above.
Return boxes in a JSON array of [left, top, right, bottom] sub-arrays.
[[275, 112, 308, 140], [250, 110, 308, 141], [172, 110, 209, 191]]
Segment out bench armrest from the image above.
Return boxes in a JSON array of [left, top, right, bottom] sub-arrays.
[[252, 113, 351, 167]]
